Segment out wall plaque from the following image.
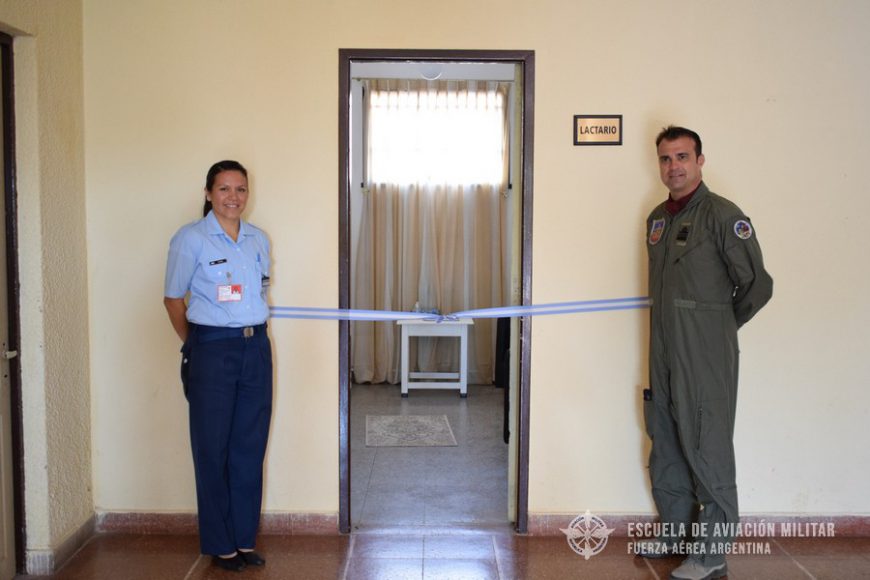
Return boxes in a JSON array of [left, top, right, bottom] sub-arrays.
[[574, 115, 622, 146]]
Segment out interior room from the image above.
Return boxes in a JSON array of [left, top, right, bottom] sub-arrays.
[[1, 1, 869, 578], [347, 59, 521, 530]]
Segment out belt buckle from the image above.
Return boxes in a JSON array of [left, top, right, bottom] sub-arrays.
[[243, 327, 254, 338]]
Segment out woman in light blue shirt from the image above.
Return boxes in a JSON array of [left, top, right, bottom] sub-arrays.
[[164, 160, 272, 572]]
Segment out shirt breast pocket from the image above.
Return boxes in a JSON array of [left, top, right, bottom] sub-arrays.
[[201, 256, 231, 283]]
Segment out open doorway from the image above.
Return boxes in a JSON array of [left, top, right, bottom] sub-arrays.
[[338, 49, 534, 534]]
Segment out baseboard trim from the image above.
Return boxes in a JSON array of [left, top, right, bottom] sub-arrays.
[[95, 511, 340, 535], [96, 511, 199, 535], [25, 514, 95, 575], [527, 513, 870, 537]]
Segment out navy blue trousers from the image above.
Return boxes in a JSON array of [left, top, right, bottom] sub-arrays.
[[186, 324, 272, 556]]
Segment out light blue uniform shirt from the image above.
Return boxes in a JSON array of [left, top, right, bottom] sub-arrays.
[[165, 211, 271, 327]]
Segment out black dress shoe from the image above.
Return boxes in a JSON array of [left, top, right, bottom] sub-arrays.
[[212, 553, 246, 572], [239, 550, 266, 566]]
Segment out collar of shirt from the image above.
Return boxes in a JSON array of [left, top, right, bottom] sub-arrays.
[[665, 183, 702, 216], [204, 209, 251, 241]]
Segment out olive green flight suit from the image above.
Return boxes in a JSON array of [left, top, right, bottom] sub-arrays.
[[645, 182, 772, 565]]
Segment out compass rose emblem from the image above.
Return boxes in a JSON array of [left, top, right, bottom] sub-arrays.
[[560, 510, 615, 560]]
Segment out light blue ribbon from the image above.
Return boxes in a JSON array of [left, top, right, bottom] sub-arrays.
[[270, 296, 651, 322], [270, 306, 434, 321]]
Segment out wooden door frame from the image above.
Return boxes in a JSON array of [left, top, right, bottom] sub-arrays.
[[337, 48, 535, 533], [0, 30, 24, 572]]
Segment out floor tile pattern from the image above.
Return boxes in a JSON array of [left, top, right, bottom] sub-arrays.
[[16, 385, 870, 578], [350, 384, 508, 529], [16, 531, 870, 579]]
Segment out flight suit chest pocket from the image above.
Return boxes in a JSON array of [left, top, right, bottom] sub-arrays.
[[671, 229, 712, 264]]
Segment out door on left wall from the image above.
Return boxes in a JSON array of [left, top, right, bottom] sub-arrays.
[[0, 31, 17, 580]]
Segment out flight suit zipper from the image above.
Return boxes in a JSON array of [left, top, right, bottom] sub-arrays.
[[656, 218, 671, 357]]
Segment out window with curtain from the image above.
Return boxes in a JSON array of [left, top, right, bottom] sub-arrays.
[[352, 79, 513, 385], [367, 79, 508, 188]]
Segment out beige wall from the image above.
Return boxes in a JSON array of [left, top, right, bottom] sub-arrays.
[[0, 0, 92, 569], [83, 0, 870, 523]]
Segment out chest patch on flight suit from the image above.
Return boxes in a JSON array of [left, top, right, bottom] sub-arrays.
[[649, 218, 665, 245], [734, 219, 753, 239], [675, 222, 692, 246]]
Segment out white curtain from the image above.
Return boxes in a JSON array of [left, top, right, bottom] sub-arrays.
[[352, 79, 512, 385]]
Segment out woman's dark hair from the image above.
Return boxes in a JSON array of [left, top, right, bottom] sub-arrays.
[[203, 160, 248, 217]]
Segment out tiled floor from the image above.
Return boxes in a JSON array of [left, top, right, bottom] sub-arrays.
[[16, 531, 870, 579], [14, 385, 870, 578], [350, 383, 509, 529]]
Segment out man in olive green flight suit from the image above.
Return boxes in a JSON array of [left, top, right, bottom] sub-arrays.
[[642, 126, 773, 580]]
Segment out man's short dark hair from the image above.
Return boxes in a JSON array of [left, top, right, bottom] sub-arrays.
[[655, 125, 702, 157]]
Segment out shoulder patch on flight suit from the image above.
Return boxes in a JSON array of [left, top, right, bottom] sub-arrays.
[[733, 219, 753, 240], [649, 218, 665, 245]]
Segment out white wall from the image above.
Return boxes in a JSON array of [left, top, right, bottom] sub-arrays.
[[82, 0, 870, 521]]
